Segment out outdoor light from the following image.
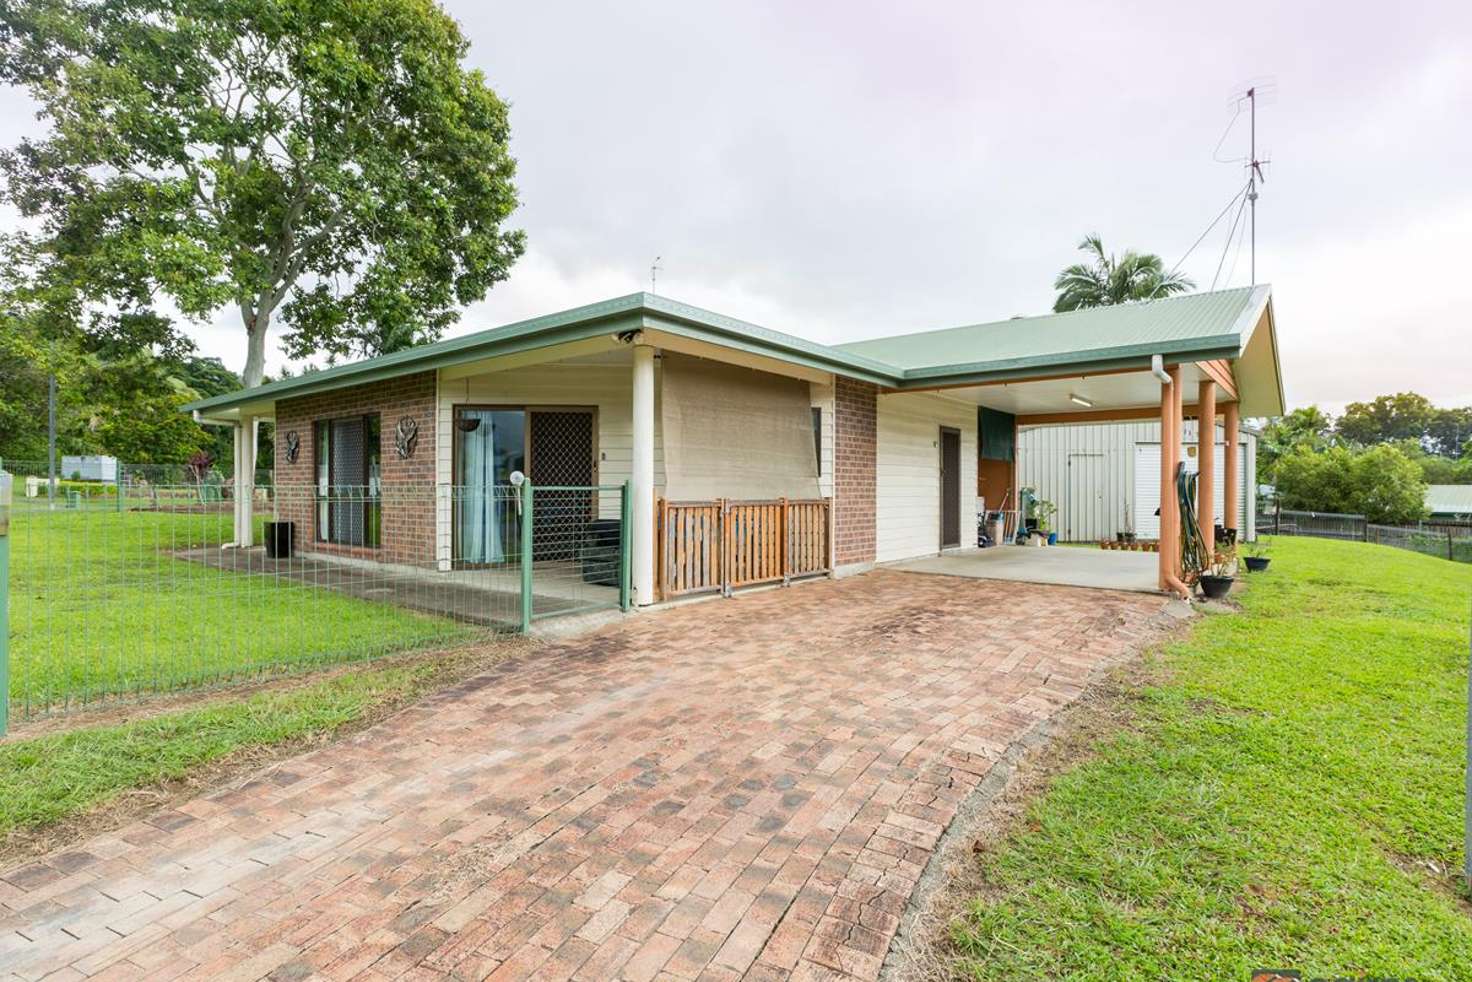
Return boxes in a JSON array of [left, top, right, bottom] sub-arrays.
[[1069, 393, 1093, 408]]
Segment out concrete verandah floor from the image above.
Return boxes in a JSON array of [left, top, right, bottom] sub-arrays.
[[892, 544, 1161, 594], [177, 547, 621, 627]]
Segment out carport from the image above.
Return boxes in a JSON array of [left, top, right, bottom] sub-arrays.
[[842, 284, 1285, 597]]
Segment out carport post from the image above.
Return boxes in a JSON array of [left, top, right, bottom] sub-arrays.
[[1223, 402, 1240, 537], [1197, 381, 1217, 558], [520, 481, 534, 632], [1159, 365, 1183, 594]]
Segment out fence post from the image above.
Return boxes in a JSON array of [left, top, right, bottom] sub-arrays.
[[520, 481, 534, 633], [1451, 531, 1456, 563], [619, 480, 632, 612], [0, 460, 10, 737]]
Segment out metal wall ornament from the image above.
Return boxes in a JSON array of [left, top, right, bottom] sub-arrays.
[[394, 416, 419, 459], [284, 430, 301, 463]]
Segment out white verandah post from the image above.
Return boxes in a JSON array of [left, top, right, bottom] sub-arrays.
[[233, 415, 257, 547], [631, 343, 656, 605]]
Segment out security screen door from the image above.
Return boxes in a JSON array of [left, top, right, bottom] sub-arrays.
[[454, 407, 594, 565]]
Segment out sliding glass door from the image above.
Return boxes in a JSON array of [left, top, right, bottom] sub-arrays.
[[454, 408, 525, 565], [314, 415, 382, 548]]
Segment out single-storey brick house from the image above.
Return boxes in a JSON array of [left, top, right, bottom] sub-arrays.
[[185, 285, 1284, 605]]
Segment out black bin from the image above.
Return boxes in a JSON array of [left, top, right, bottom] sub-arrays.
[[580, 519, 622, 586], [265, 520, 294, 559]]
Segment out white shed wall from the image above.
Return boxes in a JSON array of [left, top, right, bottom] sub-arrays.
[[875, 392, 978, 563], [1017, 421, 1257, 543]]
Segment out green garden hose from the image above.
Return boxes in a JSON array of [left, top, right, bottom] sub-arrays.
[[1176, 463, 1209, 580]]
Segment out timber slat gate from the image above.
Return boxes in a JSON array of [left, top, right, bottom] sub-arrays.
[[658, 497, 832, 598]]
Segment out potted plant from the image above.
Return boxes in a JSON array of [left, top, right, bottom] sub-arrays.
[[1198, 543, 1237, 600], [1243, 537, 1271, 572], [1035, 500, 1058, 545], [1121, 505, 1136, 544]]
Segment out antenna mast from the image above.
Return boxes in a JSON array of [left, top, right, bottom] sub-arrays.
[[1247, 87, 1266, 284], [650, 256, 662, 295]]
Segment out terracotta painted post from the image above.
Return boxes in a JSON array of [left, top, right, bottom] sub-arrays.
[[1197, 380, 1217, 558], [1223, 401, 1240, 537]]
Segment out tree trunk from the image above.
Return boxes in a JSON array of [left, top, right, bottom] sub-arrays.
[[241, 303, 272, 389]]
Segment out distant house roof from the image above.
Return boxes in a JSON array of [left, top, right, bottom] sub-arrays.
[[1426, 484, 1472, 517], [184, 284, 1282, 418]]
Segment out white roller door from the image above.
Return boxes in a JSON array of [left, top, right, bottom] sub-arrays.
[[1134, 442, 1248, 540]]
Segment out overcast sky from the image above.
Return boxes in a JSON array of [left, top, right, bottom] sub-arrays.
[[4, 0, 1470, 414]]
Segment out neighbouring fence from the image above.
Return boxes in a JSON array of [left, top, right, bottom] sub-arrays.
[[1255, 506, 1472, 564], [1367, 524, 1472, 564], [1257, 508, 1369, 541], [6, 458, 275, 505], [1, 472, 628, 725], [658, 497, 831, 598]]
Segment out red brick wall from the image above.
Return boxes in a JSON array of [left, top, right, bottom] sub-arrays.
[[273, 372, 437, 564], [833, 377, 877, 566]]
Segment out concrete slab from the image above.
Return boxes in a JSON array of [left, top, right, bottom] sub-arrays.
[[892, 544, 1161, 593]]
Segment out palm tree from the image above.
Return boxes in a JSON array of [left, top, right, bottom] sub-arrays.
[[1052, 235, 1194, 312]]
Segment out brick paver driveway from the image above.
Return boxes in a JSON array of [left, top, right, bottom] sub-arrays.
[[0, 571, 1168, 981]]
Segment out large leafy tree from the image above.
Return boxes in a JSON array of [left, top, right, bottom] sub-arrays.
[[0, 0, 525, 387], [1052, 235, 1194, 313], [1335, 392, 1437, 448], [1426, 407, 1472, 459]]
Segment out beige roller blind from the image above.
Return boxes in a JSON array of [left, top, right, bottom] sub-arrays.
[[660, 352, 821, 501]]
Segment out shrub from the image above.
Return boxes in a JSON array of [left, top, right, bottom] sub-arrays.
[[1276, 444, 1427, 525]]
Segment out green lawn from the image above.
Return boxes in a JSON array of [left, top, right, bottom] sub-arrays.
[[948, 536, 1472, 980], [0, 654, 492, 838], [8, 505, 477, 716]]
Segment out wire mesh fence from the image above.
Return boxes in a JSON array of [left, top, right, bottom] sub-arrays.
[[1256, 508, 1368, 541], [5, 457, 274, 509], [1367, 524, 1472, 564], [2, 474, 627, 723]]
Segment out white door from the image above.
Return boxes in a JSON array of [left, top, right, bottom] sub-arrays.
[[1065, 453, 1106, 541]]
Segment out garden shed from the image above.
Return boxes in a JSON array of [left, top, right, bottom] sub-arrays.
[[1016, 420, 1259, 543]]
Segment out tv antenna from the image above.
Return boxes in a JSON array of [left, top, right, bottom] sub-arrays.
[[650, 256, 662, 294], [1247, 87, 1267, 282], [1214, 82, 1273, 284]]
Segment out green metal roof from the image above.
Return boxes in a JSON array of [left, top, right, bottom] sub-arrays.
[[1426, 484, 1472, 517], [184, 285, 1275, 416], [839, 286, 1266, 373]]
